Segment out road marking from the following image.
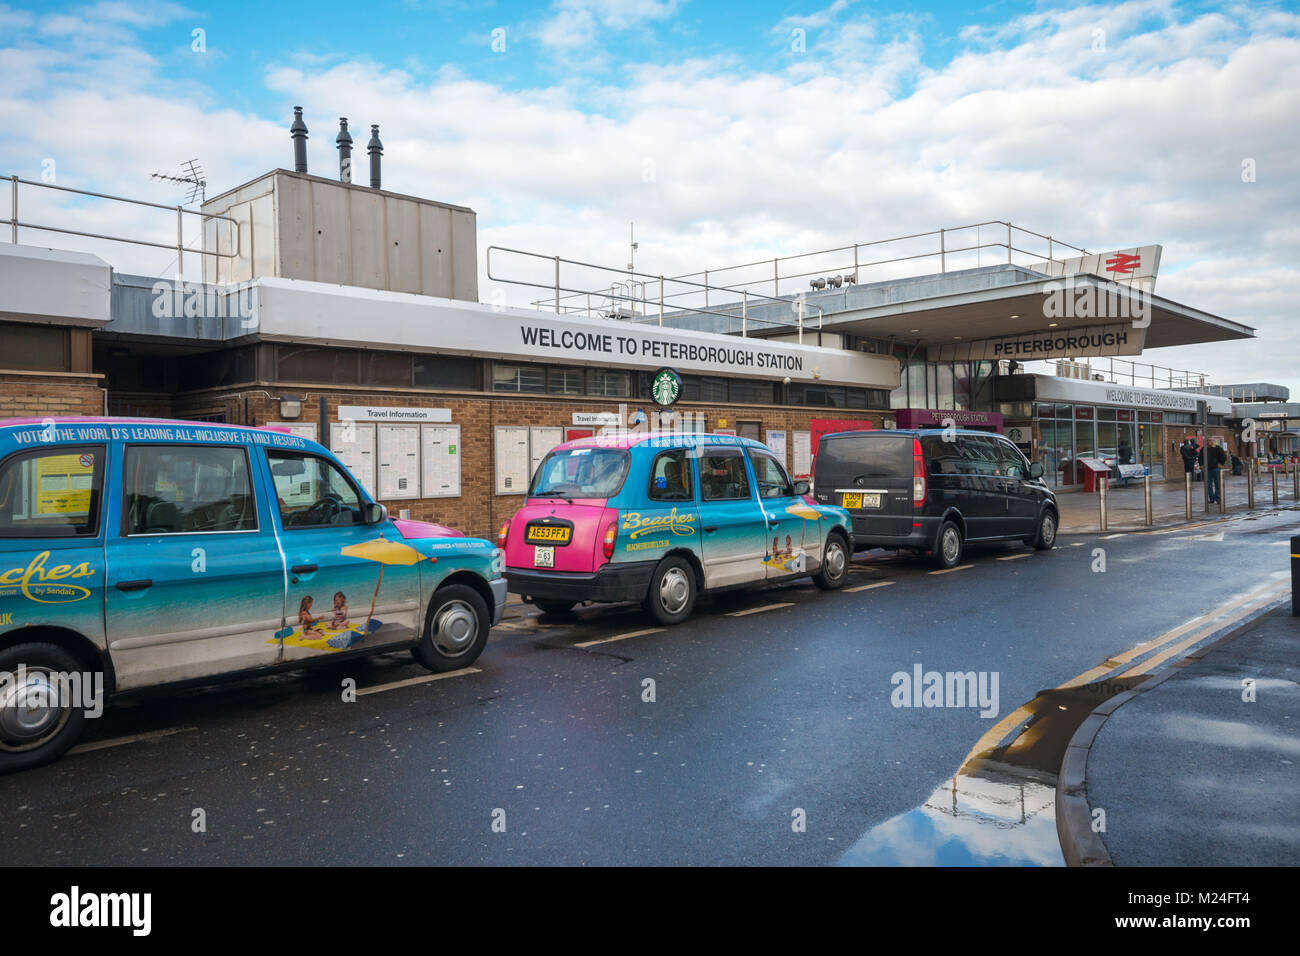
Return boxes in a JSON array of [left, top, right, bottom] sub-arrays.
[[997, 553, 1031, 561], [574, 627, 665, 648], [70, 725, 197, 754], [1101, 533, 1127, 539], [928, 564, 973, 575], [1070, 542, 1084, 547], [846, 581, 895, 592], [727, 602, 796, 617], [356, 667, 481, 696]]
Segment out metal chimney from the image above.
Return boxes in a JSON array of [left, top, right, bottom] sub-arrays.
[[336, 118, 353, 183], [367, 124, 383, 189], [290, 106, 308, 173]]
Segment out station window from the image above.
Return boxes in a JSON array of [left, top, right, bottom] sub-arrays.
[[548, 367, 585, 395], [730, 379, 777, 405], [493, 363, 546, 393], [362, 350, 412, 387], [587, 368, 631, 397], [278, 345, 360, 384], [681, 376, 728, 403], [413, 355, 480, 390], [0, 322, 67, 371]]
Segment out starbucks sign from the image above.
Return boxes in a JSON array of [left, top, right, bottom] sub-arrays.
[[651, 367, 682, 407]]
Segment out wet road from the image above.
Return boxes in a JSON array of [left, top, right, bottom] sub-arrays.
[[2, 508, 1296, 866]]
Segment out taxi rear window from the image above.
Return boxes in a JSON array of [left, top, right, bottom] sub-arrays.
[[529, 448, 629, 499], [0, 445, 105, 538]]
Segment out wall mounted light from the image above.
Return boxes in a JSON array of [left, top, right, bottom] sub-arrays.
[[279, 393, 302, 419]]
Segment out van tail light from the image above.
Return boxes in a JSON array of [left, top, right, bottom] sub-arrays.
[[602, 522, 618, 559], [912, 438, 927, 508], [497, 520, 511, 549]]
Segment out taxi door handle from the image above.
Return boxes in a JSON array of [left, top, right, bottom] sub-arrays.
[[291, 564, 318, 575], [703, 525, 719, 533], [115, 579, 153, 592]]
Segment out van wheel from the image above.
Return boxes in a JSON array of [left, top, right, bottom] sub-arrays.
[[643, 556, 696, 625], [933, 520, 964, 569], [412, 585, 490, 672], [533, 600, 576, 615], [0, 643, 93, 775], [1031, 510, 1058, 550], [812, 532, 849, 590]]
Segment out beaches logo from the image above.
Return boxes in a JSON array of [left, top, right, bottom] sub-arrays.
[[621, 508, 697, 540], [0, 552, 96, 603]]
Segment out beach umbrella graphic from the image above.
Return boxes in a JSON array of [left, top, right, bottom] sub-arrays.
[[340, 537, 429, 634]]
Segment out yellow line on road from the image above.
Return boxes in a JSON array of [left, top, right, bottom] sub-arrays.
[[574, 628, 665, 648], [727, 602, 795, 617], [356, 667, 481, 696], [928, 564, 973, 575], [70, 725, 197, 754], [1101, 533, 1127, 539], [997, 553, 1031, 561], [846, 581, 895, 592]]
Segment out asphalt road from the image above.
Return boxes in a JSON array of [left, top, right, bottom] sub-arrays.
[[3, 507, 1297, 866]]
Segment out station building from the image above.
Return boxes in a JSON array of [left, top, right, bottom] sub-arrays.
[[0, 119, 1259, 538]]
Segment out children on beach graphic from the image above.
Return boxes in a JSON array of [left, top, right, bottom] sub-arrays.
[[298, 595, 324, 637], [330, 591, 349, 627]]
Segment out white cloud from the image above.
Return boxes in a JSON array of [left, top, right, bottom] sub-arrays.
[[1, 0, 1297, 391]]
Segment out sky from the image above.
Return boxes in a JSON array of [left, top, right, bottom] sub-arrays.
[[1, 0, 1297, 393]]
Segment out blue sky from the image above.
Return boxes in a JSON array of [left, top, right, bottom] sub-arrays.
[[2, 0, 1298, 388]]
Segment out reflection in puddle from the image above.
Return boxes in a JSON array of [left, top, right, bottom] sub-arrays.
[[840, 676, 1146, 866]]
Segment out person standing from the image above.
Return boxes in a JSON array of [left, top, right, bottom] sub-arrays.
[[1180, 437, 1198, 478], [1207, 438, 1227, 503]]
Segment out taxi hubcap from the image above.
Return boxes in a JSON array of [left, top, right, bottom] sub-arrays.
[[826, 541, 846, 579], [433, 601, 478, 656], [660, 568, 691, 614], [0, 667, 69, 751], [1042, 516, 1056, 545]]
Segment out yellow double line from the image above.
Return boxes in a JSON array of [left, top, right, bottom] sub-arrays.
[[959, 579, 1290, 768]]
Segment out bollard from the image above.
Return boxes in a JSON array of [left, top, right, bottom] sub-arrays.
[[1248, 460, 1256, 510], [1293, 534, 1300, 617], [1293, 460, 1299, 501], [1144, 473, 1153, 527], [1273, 467, 1279, 505], [1185, 472, 1193, 519], [1099, 473, 1108, 532], [1219, 470, 1226, 514]]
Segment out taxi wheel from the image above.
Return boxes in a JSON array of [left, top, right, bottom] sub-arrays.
[[412, 585, 490, 673], [644, 556, 696, 625], [0, 643, 92, 775], [932, 520, 964, 569], [812, 532, 849, 590], [1031, 510, 1058, 550]]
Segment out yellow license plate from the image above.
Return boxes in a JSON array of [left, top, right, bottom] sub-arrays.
[[841, 492, 863, 509], [842, 492, 881, 509], [526, 525, 571, 544]]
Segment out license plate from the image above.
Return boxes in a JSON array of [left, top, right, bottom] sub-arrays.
[[842, 492, 881, 509], [534, 546, 554, 568], [526, 524, 571, 544]]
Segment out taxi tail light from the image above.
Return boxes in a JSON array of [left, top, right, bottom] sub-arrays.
[[912, 438, 926, 508], [602, 522, 617, 559], [497, 520, 511, 549]]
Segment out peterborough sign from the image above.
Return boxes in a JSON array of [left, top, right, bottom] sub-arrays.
[[931, 323, 1145, 362]]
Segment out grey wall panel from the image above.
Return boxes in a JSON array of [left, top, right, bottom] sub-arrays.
[[451, 208, 478, 301], [349, 188, 386, 289], [385, 195, 422, 294], [312, 179, 351, 285], [419, 204, 453, 299]]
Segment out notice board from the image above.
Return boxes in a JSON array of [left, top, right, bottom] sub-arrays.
[[421, 424, 461, 498], [377, 423, 420, 499], [330, 421, 376, 496], [792, 431, 812, 477], [495, 427, 530, 495], [529, 427, 564, 479]]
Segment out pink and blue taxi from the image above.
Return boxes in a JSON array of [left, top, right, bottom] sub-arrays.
[[498, 431, 853, 624]]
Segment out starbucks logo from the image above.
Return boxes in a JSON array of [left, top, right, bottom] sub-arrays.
[[651, 367, 681, 407]]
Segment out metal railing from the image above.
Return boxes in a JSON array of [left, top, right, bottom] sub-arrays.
[[1052, 356, 1210, 391], [7, 175, 241, 282], [486, 245, 829, 341]]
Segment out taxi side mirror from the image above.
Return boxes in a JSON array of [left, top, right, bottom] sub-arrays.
[[365, 502, 388, 524], [793, 480, 810, 496], [1029, 462, 1044, 479]]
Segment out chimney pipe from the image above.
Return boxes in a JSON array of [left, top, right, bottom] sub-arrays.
[[336, 118, 353, 183], [290, 106, 308, 173], [367, 124, 383, 189]]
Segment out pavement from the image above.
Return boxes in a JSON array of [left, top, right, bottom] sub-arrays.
[[1059, 604, 1299, 866], [1056, 470, 1300, 534]]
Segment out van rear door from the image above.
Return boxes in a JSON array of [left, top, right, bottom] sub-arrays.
[[813, 433, 913, 538]]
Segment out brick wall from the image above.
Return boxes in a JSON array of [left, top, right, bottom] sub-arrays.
[[174, 384, 886, 539], [0, 372, 104, 418]]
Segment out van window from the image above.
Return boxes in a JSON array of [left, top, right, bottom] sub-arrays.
[[267, 451, 364, 527], [960, 436, 1003, 476], [750, 451, 794, 499], [0, 445, 104, 538], [700, 449, 751, 501], [123, 445, 257, 535], [649, 449, 693, 501], [994, 439, 1030, 479], [816, 435, 912, 479], [529, 448, 629, 499]]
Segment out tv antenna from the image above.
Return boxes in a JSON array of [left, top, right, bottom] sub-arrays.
[[151, 159, 207, 204]]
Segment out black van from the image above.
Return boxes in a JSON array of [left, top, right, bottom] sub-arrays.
[[812, 429, 1058, 568]]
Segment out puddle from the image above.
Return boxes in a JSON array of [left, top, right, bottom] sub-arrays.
[[840, 675, 1147, 866]]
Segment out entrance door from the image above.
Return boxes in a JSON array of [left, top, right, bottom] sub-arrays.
[[106, 442, 284, 690], [696, 447, 768, 589]]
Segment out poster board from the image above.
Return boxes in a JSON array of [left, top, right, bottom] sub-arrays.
[[377, 424, 420, 499], [792, 431, 812, 477], [529, 427, 564, 479], [330, 422, 376, 496], [265, 421, 318, 441], [765, 429, 788, 466], [495, 427, 530, 495], [421, 424, 461, 498]]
